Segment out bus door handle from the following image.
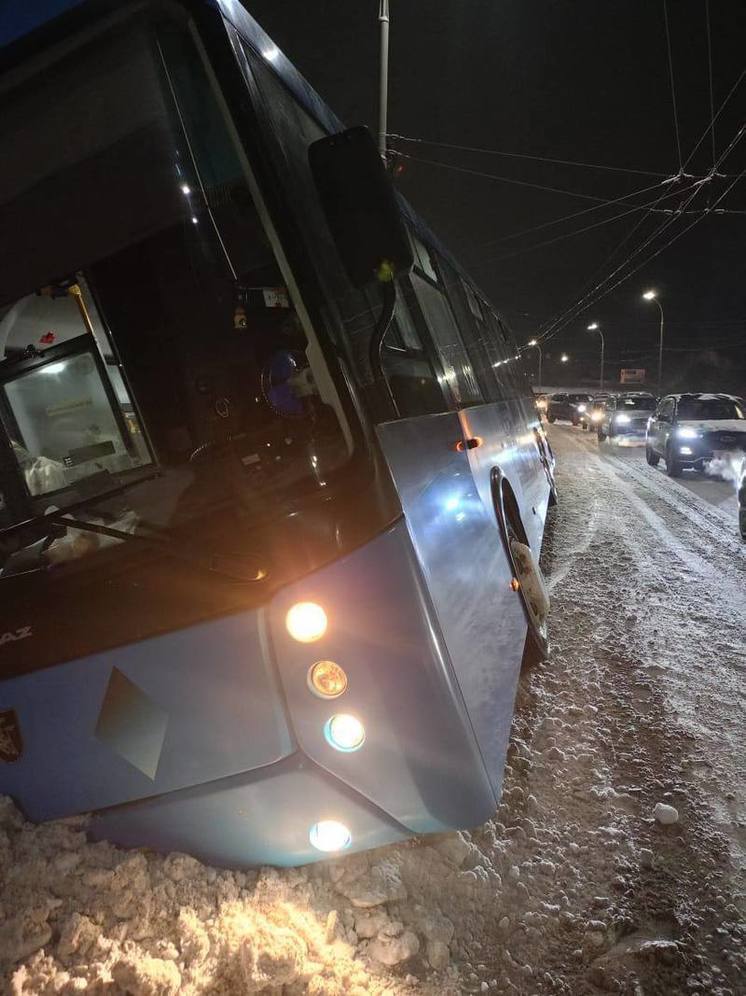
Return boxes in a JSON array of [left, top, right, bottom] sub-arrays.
[[454, 436, 482, 452]]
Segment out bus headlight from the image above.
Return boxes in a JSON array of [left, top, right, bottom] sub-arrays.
[[615, 413, 631, 424], [286, 602, 327, 642], [309, 660, 347, 698], [324, 714, 365, 752], [309, 820, 351, 852]]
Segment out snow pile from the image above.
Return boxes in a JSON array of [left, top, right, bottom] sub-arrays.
[[0, 794, 480, 994]]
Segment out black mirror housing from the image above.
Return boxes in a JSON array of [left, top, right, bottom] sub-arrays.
[[309, 127, 413, 288]]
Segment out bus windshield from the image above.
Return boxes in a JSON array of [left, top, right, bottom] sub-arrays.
[[0, 16, 352, 577]]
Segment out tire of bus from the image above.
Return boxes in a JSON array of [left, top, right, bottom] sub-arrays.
[[490, 468, 550, 666], [645, 444, 660, 467], [597, 429, 607, 443]]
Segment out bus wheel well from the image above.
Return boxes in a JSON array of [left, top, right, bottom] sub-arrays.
[[491, 468, 530, 548]]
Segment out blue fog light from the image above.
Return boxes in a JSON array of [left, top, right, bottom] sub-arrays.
[[309, 820, 352, 852]]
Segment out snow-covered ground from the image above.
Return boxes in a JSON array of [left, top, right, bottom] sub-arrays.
[[2, 425, 744, 995]]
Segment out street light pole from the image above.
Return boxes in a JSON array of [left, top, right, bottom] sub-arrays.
[[643, 291, 665, 394], [527, 338, 542, 387], [587, 323, 605, 391], [378, 0, 390, 160]]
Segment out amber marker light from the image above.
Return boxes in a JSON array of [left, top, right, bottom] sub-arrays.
[[309, 660, 348, 699]]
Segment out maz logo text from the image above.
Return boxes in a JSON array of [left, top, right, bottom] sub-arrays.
[[0, 626, 32, 647]]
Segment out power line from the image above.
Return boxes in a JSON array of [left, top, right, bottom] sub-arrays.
[[472, 182, 702, 266], [392, 151, 648, 204], [535, 159, 739, 343], [705, 0, 716, 168], [536, 152, 745, 345], [532, 107, 746, 345], [663, 0, 683, 173], [463, 178, 673, 251], [387, 133, 670, 177], [680, 66, 745, 171]]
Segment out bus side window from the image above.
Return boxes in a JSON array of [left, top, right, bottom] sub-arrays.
[[437, 263, 502, 403], [409, 259, 483, 409], [380, 287, 449, 418]]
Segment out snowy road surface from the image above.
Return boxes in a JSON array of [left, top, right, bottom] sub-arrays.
[[2, 425, 745, 995]]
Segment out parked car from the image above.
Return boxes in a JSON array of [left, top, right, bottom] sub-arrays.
[[645, 393, 746, 477], [597, 392, 657, 442], [580, 394, 612, 431], [546, 392, 593, 426]]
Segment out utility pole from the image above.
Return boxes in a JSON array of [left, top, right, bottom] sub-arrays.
[[378, 0, 390, 160], [527, 339, 542, 387], [587, 323, 605, 391], [642, 291, 665, 394]]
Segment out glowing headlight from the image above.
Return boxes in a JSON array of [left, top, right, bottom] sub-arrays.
[[577, 404, 587, 413], [325, 714, 365, 752], [615, 413, 631, 424], [677, 426, 699, 439], [680, 446, 693, 455], [591, 411, 603, 422], [309, 661, 347, 698], [286, 602, 327, 642], [309, 820, 351, 852]]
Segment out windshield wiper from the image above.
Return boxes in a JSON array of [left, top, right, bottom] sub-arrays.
[[1, 513, 267, 583]]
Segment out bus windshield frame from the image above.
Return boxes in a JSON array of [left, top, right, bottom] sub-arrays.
[[0, 5, 380, 594]]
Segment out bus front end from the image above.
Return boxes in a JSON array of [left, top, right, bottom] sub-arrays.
[[0, 0, 509, 866]]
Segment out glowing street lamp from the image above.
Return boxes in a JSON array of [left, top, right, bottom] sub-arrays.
[[587, 322, 605, 391], [560, 353, 569, 363], [642, 290, 665, 394]]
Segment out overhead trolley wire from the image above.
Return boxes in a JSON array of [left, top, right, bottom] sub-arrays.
[[534, 138, 746, 346], [464, 177, 673, 251], [663, 0, 684, 174], [471, 180, 703, 266], [390, 151, 650, 205], [387, 133, 670, 177], [705, 0, 717, 168], [678, 66, 745, 173], [529, 78, 746, 348]]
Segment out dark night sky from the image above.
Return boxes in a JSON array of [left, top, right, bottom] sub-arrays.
[[247, 0, 746, 391], [2, 0, 745, 389]]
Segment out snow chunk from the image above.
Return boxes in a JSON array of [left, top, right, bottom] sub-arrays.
[[653, 802, 680, 825], [367, 923, 420, 966]]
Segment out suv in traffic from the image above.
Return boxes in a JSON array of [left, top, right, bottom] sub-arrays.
[[646, 393, 746, 477], [546, 393, 593, 426], [597, 393, 657, 442]]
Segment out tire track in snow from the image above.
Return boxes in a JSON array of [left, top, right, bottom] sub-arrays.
[[603, 451, 746, 565]]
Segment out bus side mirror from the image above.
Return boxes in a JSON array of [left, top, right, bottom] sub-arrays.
[[309, 127, 413, 289]]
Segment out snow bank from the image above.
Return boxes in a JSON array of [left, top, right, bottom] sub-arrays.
[[0, 794, 483, 994]]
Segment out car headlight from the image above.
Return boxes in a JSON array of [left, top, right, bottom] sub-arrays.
[[615, 413, 631, 424], [577, 404, 587, 413], [677, 426, 700, 440], [591, 411, 603, 422]]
